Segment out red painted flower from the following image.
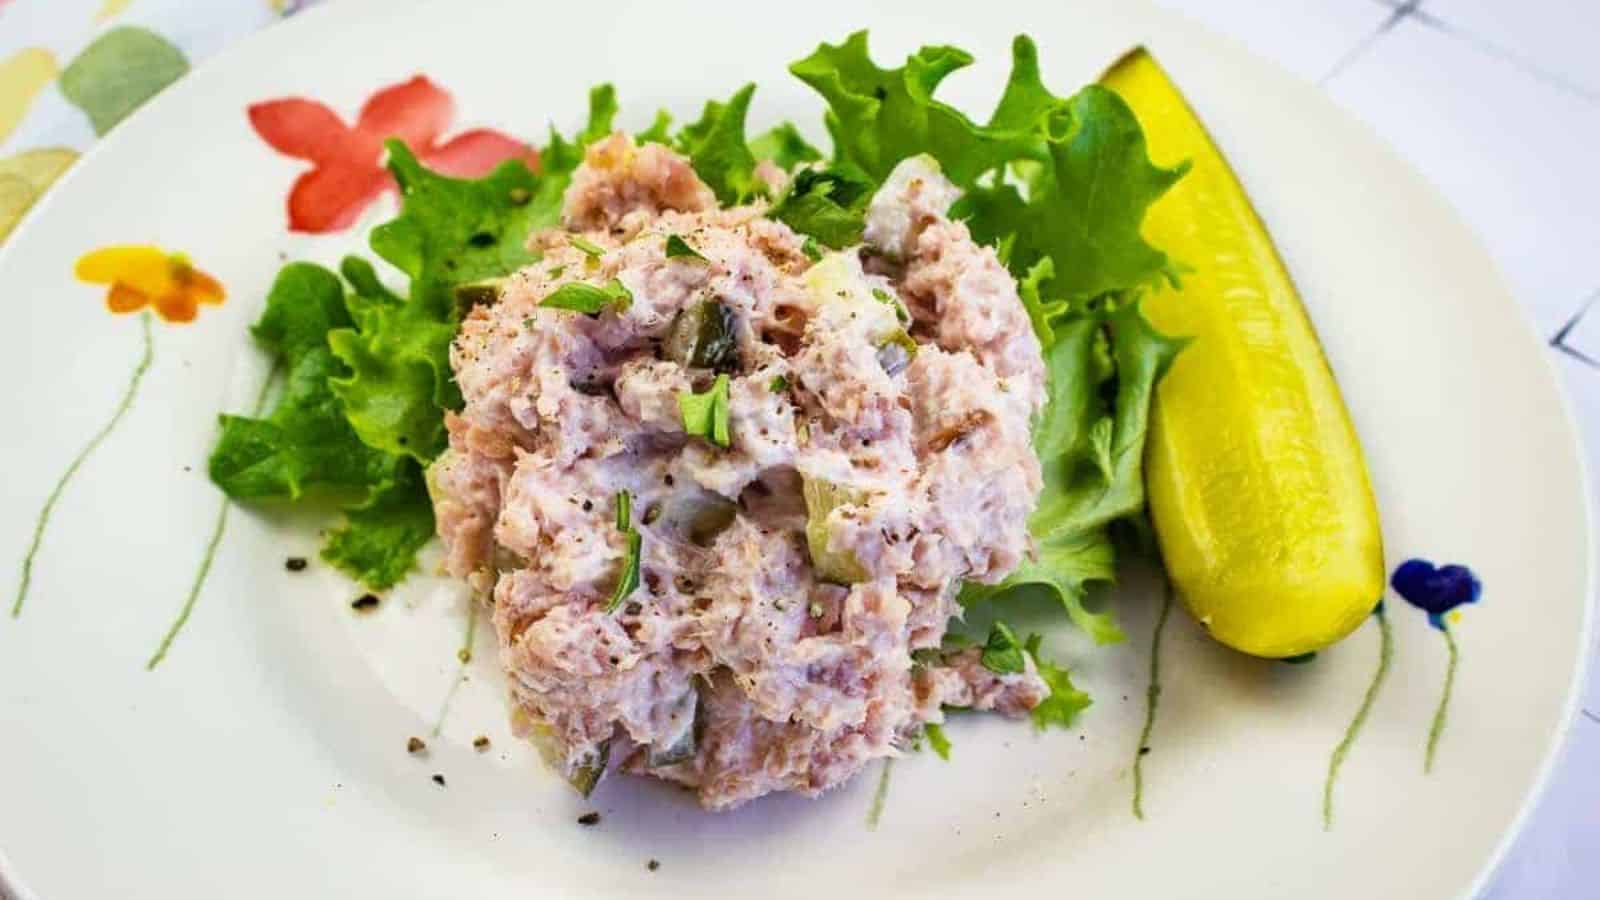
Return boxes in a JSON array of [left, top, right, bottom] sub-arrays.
[[249, 76, 539, 233]]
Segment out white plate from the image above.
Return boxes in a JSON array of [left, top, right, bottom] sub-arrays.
[[0, 1, 1590, 898]]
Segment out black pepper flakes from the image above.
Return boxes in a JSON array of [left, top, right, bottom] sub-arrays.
[[351, 594, 380, 611], [577, 811, 601, 826], [431, 774, 447, 787], [407, 736, 427, 755], [1139, 746, 1151, 756], [285, 557, 308, 572], [646, 859, 660, 872], [473, 736, 491, 752]]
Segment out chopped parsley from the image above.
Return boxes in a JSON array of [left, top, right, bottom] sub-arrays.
[[569, 235, 607, 258], [664, 234, 708, 262], [872, 287, 911, 324], [980, 621, 1026, 675], [540, 278, 632, 315], [605, 490, 642, 614], [801, 236, 823, 261], [924, 723, 952, 760], [768, 374, 789, 392], [678, 373, 732, 448], [614, 489, 632, 530]]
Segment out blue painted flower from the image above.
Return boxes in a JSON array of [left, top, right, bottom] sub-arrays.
[[1390, 559, 1481, 630]]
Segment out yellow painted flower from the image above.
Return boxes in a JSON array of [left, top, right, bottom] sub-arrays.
[[75, 245, 224, 323]]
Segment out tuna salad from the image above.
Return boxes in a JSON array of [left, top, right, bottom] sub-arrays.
[[430, 142, 1050, 807], [210, 31, 1187, 812]]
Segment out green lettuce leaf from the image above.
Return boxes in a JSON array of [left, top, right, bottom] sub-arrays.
[[966, 300, 1183, 644], [208, 262, 432, 590], [767, 162, 874, 248], [1026, 634, 1092, 731], [637, 108, 674, 145], [980, 621, 1026, 674], [675, 84, 762, 205], [789, 32, 1047, 185], [332, 142, 554, 461], [749, 122, 823, 170], [542, 84, 619, 176], [209, 263, 398, 502], [321, 459, 435, 590], [792, 32, 1186, 302], [326, 254, 458, 462], [962, 86, 1190, 301]]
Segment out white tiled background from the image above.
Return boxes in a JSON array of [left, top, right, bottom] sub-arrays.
[[1163, 1, 1600, 895]]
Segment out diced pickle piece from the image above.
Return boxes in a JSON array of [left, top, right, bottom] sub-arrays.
[[665, 299, 738, 372], [802, 478, 869, 584]]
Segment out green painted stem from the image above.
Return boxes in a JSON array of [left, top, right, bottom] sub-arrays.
[[14, 313, 154, 618], [866, 757, 894, 830], [145, 500, 231, 670], [1132, 580, 1175, 820], [1424, 622, 1459, 774], [145, 363, 280, 669], [1322, 606, 1393, 830]]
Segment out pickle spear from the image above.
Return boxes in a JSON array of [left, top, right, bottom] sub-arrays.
[[1101, 49, 1385, 658]]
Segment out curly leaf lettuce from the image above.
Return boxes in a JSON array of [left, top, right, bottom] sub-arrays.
[[962, 86, 1191, 301], [542, 84, 620, 176], [329, 141, 559, 462], [209, 264, 394, 502], [749, 122, 823, 171], [965, 301, 1184, 644], [208, 262, 432, 589], [675, 84, 763, 205], [767, 162, 874, 248], [789, 31, 1044, 185], [320, 460, 435, 591], [1026, 634, 1093, 730]]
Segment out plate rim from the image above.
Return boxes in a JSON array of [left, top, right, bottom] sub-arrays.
[[0, 1, 1592, 897]]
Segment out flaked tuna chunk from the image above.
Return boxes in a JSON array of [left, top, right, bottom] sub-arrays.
[[562, 132, 716, 232], [913, 647, 1051, 720], [429, 137, 1053, 809]]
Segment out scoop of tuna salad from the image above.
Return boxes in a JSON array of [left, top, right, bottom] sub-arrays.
[[428, 136, 1050, 809], [209, 33, 1185, 813]]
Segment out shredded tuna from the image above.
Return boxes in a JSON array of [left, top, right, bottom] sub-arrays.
[[430, 147, 1049, 809]]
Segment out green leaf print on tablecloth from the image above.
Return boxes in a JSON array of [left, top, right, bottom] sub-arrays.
[[60, 26, 189, 135]]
